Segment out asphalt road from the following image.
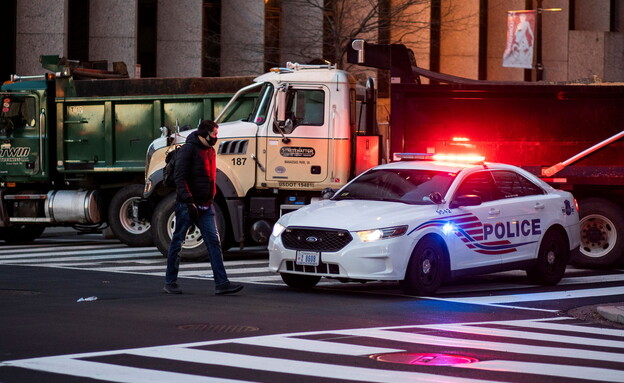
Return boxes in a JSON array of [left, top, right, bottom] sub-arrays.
[[1, 232, 624, 382]]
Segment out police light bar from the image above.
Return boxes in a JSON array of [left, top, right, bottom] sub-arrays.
[[394, 152, 486, 163], [432, 153, 486, 163], [393, 153, 435, 161]]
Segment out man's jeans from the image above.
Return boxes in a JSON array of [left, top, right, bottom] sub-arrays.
[[165, 202, 228, 286]]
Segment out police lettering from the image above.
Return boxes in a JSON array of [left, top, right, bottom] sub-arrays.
[[483, 219, 541, 240]]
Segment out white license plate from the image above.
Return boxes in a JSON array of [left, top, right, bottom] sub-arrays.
[[296, 251, 320, 266]]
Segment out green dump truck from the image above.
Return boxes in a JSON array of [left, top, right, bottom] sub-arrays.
[[0, 56, 251, 245]]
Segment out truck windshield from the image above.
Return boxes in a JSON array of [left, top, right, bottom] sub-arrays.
[[333, 168, 456, 205], [215, 82, 263, 124], [1, 95, 37, 137]]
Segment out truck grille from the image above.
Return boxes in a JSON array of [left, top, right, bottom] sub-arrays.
[[218, 140, 248, 154], [281, 227, 353, 252]]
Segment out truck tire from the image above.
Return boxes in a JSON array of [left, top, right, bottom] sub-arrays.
[[108, 184, 153, 247], [572, 198, 624, 268], [151, 193, 228, 261], [0, 224, 45, 243]]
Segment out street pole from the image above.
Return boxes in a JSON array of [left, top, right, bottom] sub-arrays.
[[535, 0, 544, 81]]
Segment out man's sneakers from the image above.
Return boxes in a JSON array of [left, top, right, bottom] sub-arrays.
[[215, 281, 244, 295], [163, 282, 183, 294], [164, 281, 244, 295]]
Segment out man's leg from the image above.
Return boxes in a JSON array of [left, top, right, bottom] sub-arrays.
[[165, 202, 192, 288], [197, 206, 228, 285]]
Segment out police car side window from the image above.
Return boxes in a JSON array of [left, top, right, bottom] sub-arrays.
[[492, 171, 545, 198], [455, 172, 496, 203]]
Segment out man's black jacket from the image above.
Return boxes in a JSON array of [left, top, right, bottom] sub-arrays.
[[174, 131, 217, 206]]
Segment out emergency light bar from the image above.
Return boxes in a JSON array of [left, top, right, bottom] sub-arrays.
[[394, 152, 486, 163]]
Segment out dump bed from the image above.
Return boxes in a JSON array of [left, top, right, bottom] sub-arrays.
[[390, 82, 624, 185]]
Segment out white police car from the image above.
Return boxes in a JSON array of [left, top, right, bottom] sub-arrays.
[[268, 154, 580, 295]]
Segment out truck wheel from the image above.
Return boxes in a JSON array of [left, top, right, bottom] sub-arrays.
[[526, 228, 569, 285], [572, 198, 624, 268], [280, 273, 321, 288], [399, 236, 448, 296], [0, 225, 45, 243], [108, 184, 153, 247], [151, 193, 228, 261]]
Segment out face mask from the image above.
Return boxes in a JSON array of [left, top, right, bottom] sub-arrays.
[[208, 135, 218, 146]]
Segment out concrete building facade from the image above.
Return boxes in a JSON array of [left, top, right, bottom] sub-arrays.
[[2, 0, 623, 82]]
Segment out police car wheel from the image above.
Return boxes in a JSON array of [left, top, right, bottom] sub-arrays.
[[400, 236, 448, 296], [280, 273, 321, 289], [526, 229, 569, 285]]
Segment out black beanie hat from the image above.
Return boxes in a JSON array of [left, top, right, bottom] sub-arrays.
[[197, 120, 217, 138]]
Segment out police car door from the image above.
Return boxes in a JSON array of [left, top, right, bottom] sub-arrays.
[[488, 170, 547, 264], [450, 170, 504, 271], [265, 85, 329, 188]]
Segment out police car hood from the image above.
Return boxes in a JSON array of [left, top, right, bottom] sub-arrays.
[[281, 199, 433, 231]]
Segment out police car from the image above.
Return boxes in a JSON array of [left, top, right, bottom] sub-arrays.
[[268, 154, 580, 295]]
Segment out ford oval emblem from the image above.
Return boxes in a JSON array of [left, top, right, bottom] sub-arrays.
[[306, 236, 319, 243]]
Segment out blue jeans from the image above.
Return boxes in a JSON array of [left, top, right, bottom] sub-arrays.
[[165, 202, 229, 287]]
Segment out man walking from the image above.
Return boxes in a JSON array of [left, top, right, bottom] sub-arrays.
[[164, 120, 243, 295]]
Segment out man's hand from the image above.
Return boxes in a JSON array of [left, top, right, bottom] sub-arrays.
[[187, 203, 198, 223]]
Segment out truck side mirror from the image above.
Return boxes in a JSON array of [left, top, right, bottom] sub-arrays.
[[277, 87, 286, 123], [449, 195, 482, 209]]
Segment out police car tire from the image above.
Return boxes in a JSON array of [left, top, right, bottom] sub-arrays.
[[526, 229, 569, 286], [280, 273, 321, 289], [400, 236, 449, 296]]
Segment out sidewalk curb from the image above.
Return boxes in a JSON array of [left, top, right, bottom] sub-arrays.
[[596, 305, 624, 325]]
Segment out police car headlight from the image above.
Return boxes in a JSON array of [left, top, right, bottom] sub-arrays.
[[272, 222, 286, 237], [357, 225, 408, 242]]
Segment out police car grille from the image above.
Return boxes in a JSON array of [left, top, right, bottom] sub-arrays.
[[281, 228, 352, 252]]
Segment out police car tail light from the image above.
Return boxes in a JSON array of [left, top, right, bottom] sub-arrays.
[[574, 198, 579, 212], [272, 222, 286, 237], [357, 225, 408, 242]]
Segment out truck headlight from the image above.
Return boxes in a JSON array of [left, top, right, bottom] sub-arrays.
[[272, 222, 286, 237], [357, 225, 408, 242]]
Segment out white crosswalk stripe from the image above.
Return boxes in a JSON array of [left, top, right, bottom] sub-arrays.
[[2, 317, 623, 382], [2, 240, 624, 295]]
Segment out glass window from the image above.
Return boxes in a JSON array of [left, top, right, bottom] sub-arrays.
[[278, 89, 324, 132], [215, 83, 261, 124], [492, 170, 544, 198], [1, 96, 36, 136], [334, 168, 456, 205], [454, 171, 496, 202]]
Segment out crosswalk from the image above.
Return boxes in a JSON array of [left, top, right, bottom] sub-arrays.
[[0, 237, 284, 285], [2, 317, 623, 382], [2, 238, 624, 306]]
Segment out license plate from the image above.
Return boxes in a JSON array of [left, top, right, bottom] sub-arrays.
[[296, 251, 320, 266]]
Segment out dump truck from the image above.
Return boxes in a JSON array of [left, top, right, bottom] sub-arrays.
[[0, 56, 250, 245], [349, 40, 624, 268], [144, 40, 624, 268]]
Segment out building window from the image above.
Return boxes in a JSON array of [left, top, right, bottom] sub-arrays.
[[203, 0, 221, 77], [68, 0, 90, 63], [138, 0, 157, 78]]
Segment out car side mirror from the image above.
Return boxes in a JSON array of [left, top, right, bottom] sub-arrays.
[[449, 195, 482, 209], [428, 192, 443, 205]]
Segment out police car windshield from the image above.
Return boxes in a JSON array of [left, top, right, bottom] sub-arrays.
[[334, 168, 455, 205]]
